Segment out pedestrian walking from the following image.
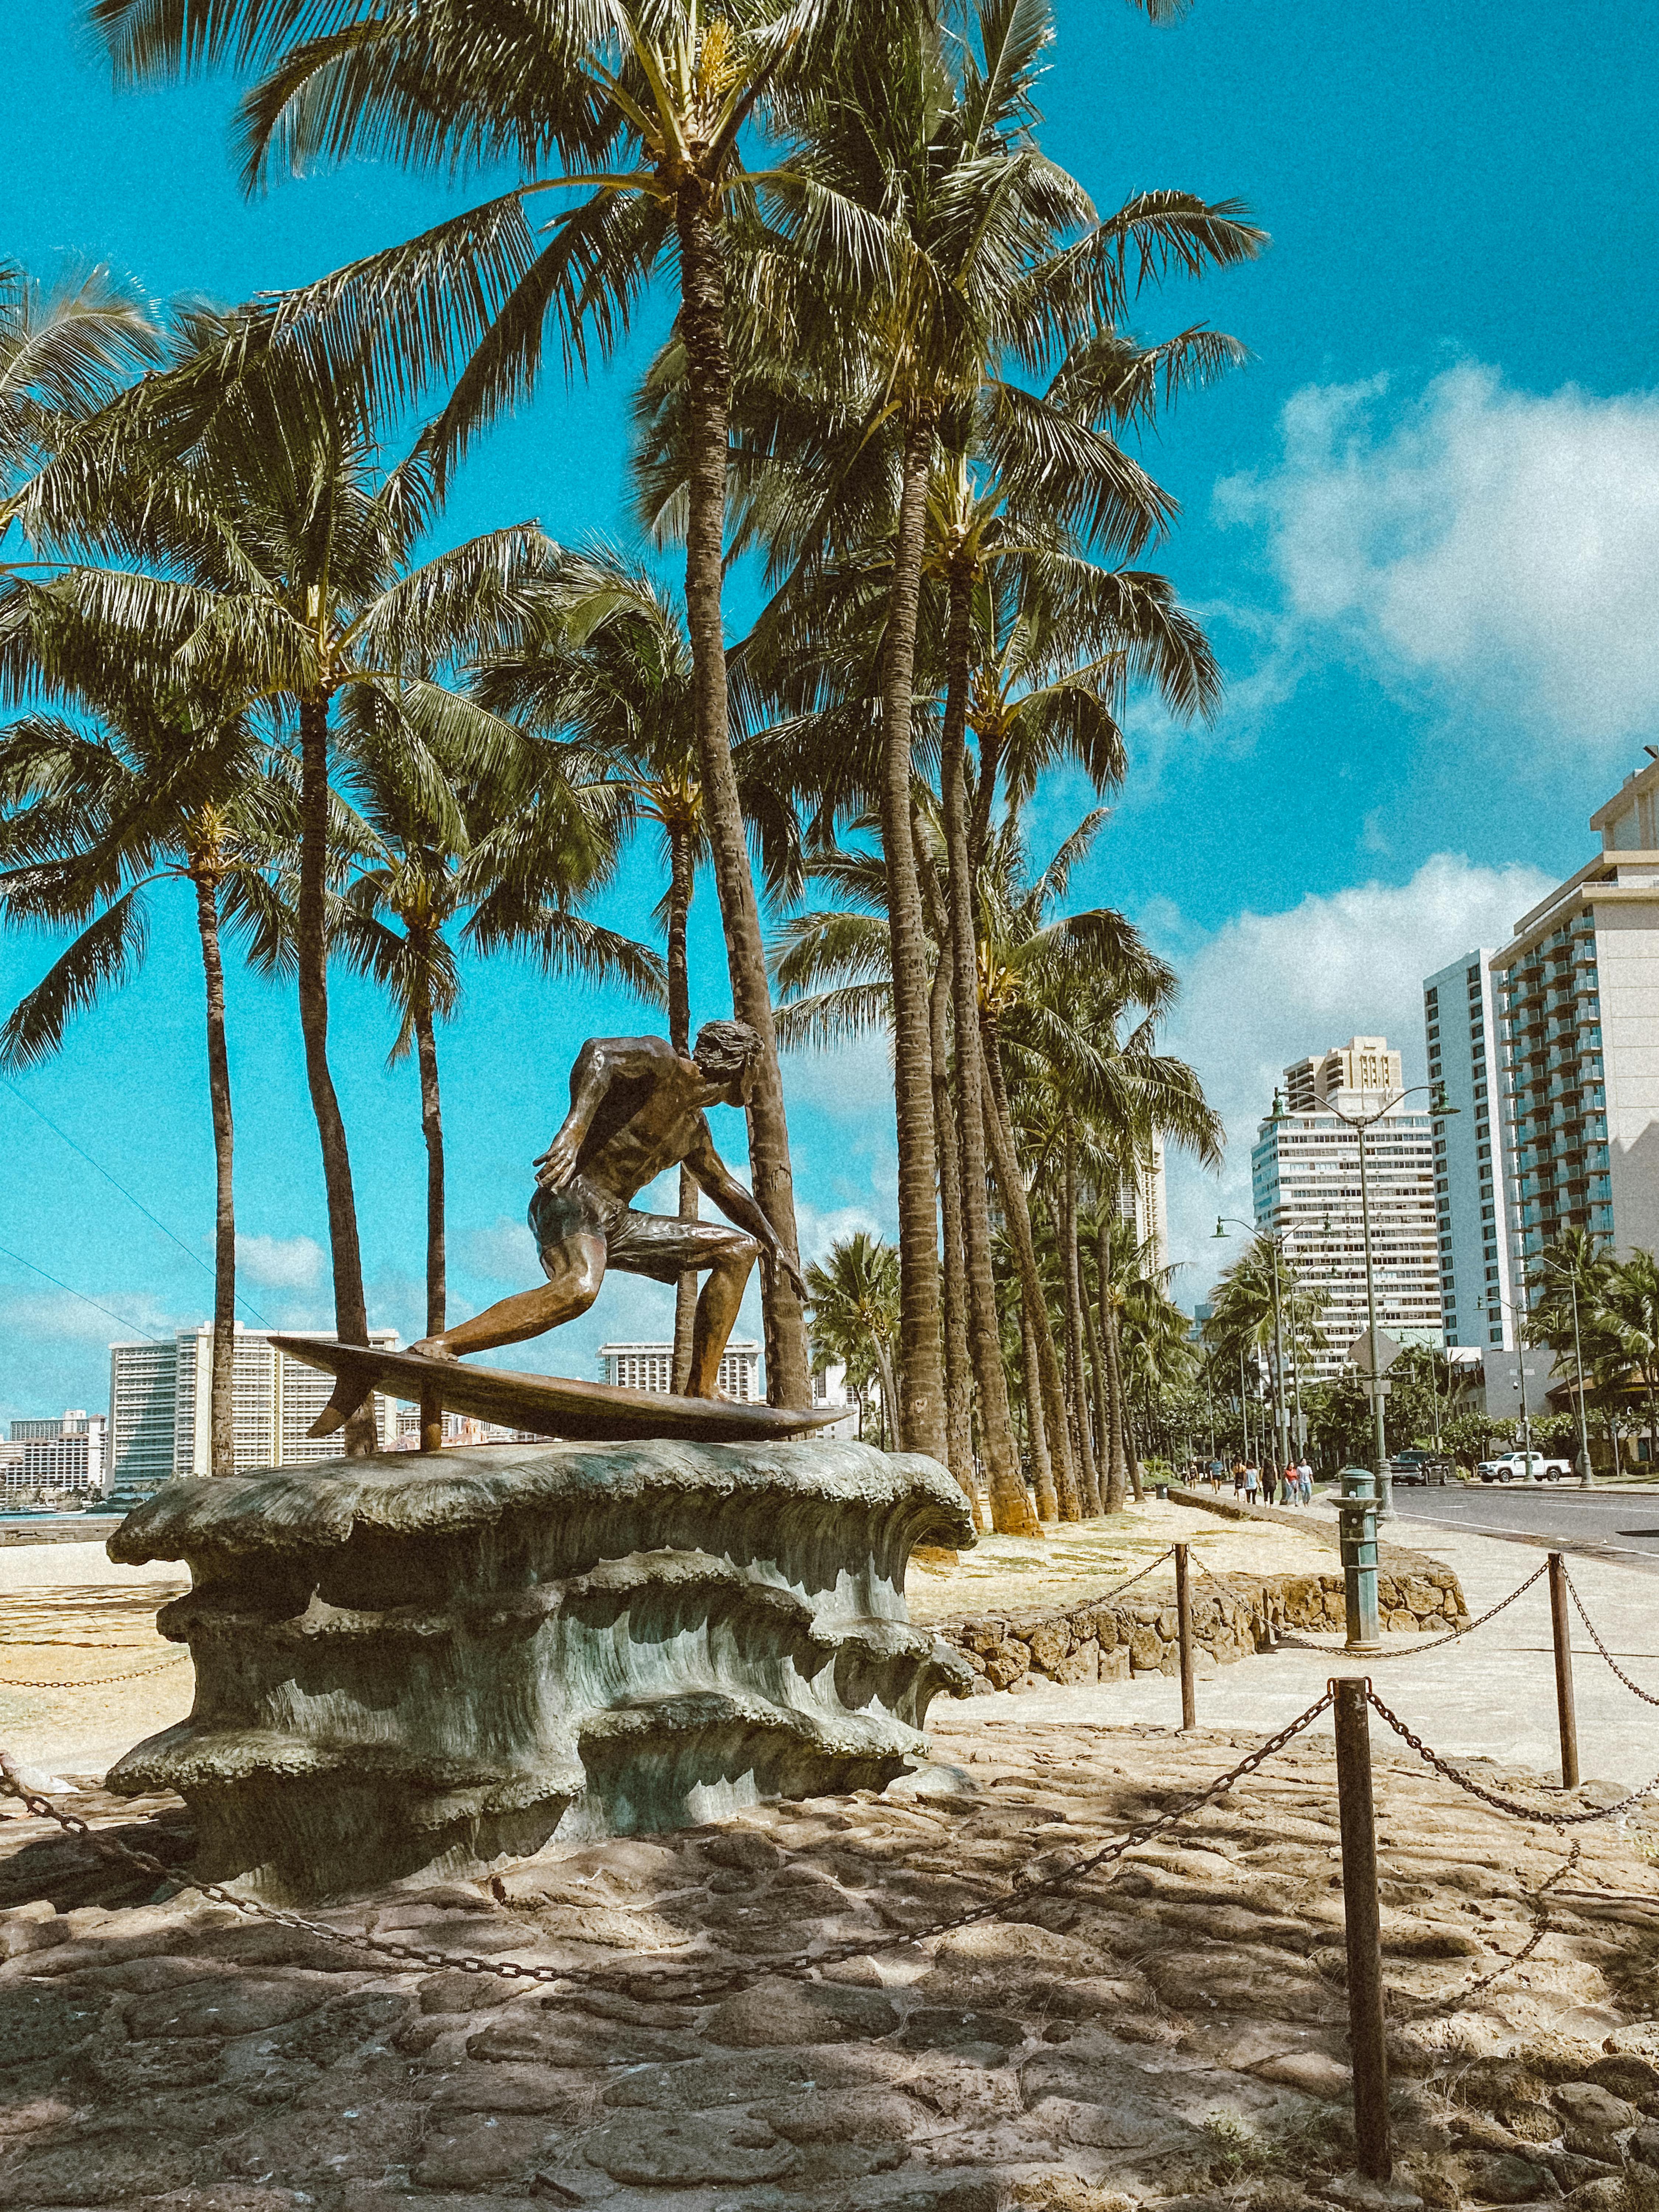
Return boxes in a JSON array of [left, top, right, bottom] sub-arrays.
[[1244, 1461, 1260, 1504], [1298, 1459, 1314, 1503], [1232, 1458, 1246, 1497]]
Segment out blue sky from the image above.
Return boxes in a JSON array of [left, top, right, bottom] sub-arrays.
[[4, 0, 1659, 1420]]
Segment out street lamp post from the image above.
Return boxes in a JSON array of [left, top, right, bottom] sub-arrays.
[[1326, 1081, 1458, 1524], [1480, 1279, 1540, 1476]]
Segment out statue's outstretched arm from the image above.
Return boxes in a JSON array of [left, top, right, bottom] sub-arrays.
[[688, 1122, 809, 1303]]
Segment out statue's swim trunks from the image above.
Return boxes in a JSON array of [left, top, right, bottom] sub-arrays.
[[529, 1176, 755, 1287]]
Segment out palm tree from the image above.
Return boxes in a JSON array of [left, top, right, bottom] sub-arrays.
[[0, 259, 159, 501], [0, 670, 279, 1473], [13, 327, 555, 1449], [325, 704, 662, 1422], [749, 0, 1258, 1458], [91, 0, 826, 1404], [805, 1230, 900, 1452], [1203, 1234, 1325, 1483], [769, 821, 991, 1522], [1117, 1252, 1196, 1469], [1601, 1250, 1659, 1468]]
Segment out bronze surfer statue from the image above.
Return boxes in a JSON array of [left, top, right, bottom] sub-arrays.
[[412, 1020, 807, 1397]]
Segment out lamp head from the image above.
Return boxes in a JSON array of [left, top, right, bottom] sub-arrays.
[[1213, 1217, 1227, 1240], [1430, 1084, 1458, 1117]]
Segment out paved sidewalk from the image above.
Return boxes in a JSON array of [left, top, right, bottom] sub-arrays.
[[987, 1513, 1659, 1791]]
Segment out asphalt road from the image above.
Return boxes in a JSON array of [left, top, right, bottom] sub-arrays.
[[1392, 1480, 1659, 1568]]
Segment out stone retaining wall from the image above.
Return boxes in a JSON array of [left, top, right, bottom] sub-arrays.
[[944, 1562, 1470, 1693]]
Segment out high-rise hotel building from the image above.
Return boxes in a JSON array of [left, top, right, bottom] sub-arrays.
[[1488, 761, 1659, 1272], [108, 1326, 400, 1498], [1424, 952, 1517, 1350], [1250, 1036, 1442, 1381], [1424, 759, 1659, 1349]]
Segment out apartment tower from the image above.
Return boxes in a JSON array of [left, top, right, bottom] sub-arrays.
[[1250, 1035, 1442, 1381]]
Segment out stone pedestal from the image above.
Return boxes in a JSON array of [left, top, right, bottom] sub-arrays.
[[106, 1440, 974, 1900]]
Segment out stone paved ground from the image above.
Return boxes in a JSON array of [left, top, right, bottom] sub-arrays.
[[1, 1693, 1657, 2212]]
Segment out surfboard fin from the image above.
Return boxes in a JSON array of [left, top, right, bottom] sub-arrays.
[[308, 1373, 373, 1439]]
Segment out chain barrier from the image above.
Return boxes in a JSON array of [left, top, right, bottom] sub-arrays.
[[0, 1649, 188, 1690], [0, 1691, 1336, 2003], [1286, 1560, 1551, 1661], [1391, 1837, 1581, 2018], [1563, 1563, 1659, 1708], [1089, 1545, 1176, 1603], [1364, 1686, 1659, 1827]]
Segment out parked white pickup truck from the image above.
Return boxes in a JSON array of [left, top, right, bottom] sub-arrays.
[[1475, 1450, 1573, 1483]]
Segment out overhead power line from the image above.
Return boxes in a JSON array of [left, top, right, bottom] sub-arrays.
[[3, 1077, 273, 1327], [0, 1241, 165, 1343]]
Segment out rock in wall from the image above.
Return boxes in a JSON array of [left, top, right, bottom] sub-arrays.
[[943, 1564, 1470, 1691], [104, 1440, 975, 1900]]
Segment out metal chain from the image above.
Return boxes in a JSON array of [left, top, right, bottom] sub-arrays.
[[0, 1650, 189, 1691], [1394, 1839, 1581, 2017], [1563, 1564, 1659, 1708], [0, 1693, 1335, 2003], [1364, 1687, 1659, 1826], [1289, 1561, 1551, 1661]]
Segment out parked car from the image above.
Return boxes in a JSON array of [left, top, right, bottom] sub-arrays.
[[1388, 1450, 1456, 1486], [1476, 1450, 1573, 1483]]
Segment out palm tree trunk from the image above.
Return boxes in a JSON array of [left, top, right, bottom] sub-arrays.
[[1099, 1219, 1129, 1512], [940, 567, 1028, 1530], [412, 965, 446, 1454], [928, 940, 981, 1524], [875, 414, 947, 1461], [674, 180, 808, 1407], [1019, 1298, 1055, 1519], [298, 693, 376, 1455], [665, 825, 699, 1394], [191, 870, 236, 1476], [1062, 1122, 1102, 1514], [980, 1018, 1074, 1517], [1083, 1290, 1110, 1497], [871, 1337, 899, 1455]]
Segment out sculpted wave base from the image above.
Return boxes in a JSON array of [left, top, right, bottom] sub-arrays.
[[105, 1439, 976, 1901]]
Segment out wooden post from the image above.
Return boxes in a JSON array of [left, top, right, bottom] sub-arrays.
[[1548, 1551, 1580, 1791], [1175, 1544, 1196, 1731], [1333, 1677, 1391, 2181]]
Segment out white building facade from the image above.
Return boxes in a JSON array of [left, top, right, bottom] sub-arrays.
[[109, 1326, 400, 1497], [598, 1340, 761, 1401], [1424, 952, 1518, 1350], [5, 1411, 107, 1499], [1488, 760, 1659, 1274], [1251, 1036, 1442, 1382]]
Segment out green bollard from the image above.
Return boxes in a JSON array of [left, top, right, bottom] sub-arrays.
[[1335, 1465, 1380, 1651]]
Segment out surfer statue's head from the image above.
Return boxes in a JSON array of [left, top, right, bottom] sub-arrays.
[[693, 1019, 762, 1106]]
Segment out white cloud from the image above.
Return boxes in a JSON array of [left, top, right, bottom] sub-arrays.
[[792, 1199, 887, 1265], [1218, 364, 1659, 747], [1156, 853, 1555, 1305], [236, 1232, 327, 1292]]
